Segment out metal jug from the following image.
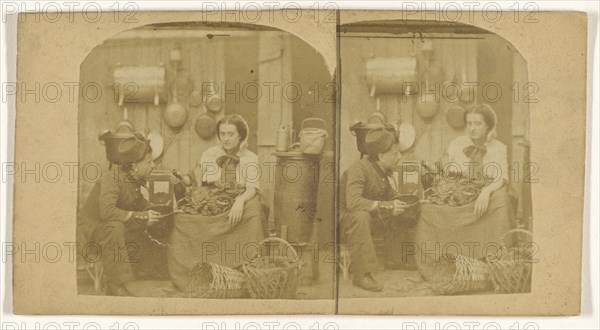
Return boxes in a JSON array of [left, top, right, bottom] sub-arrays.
[[275, 124, 294, 152]]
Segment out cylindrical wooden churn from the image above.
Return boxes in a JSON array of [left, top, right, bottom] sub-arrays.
[[274, 148, 322, 244]]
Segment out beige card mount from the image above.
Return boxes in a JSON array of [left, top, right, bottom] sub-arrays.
[[11, 10, 586, 315]]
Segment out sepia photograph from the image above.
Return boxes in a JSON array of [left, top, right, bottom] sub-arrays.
[[6, 4, 590, 318], [75, 21, 336, 300], [338, 20, 533, 298]]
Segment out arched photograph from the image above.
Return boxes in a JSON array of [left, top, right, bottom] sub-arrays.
[[338, 20, 533, 298], [76, 22, 335, 299]]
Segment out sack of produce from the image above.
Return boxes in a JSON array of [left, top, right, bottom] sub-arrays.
[[180, 183, 243, 216], [415, 188, 512, 281], [168, 194, 265, 292]]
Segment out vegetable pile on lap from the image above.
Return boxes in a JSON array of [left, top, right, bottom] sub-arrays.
[[180, 182, 245, 216], [424, 176, 492, 207]]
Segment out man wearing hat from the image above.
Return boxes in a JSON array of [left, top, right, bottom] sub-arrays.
[[340, 127, 408, 292], [77, 136, 165, 296]]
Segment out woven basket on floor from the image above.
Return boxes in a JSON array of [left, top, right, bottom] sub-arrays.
[[186, 262, 248, 298], [427, 253, 493, 295], [487, 228, 533, 294], [242, 237, 303, 299]]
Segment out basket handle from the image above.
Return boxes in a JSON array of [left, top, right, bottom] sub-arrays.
[[299, 128, 328, 138], [367, 112, 387, 124], [498, 228, 533, 252], [301, 118, 327, 131], [500, 228, 533, 243], [98, 130, 110, 145], [349, 121, 360, 136], [257, 237, 299, 261]]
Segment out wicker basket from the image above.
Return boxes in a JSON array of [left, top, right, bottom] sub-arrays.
[[242, 237, 303, 299], [427, 253, 493, 295], [186, 262, 249, 298], [487, 228, 533, 294]]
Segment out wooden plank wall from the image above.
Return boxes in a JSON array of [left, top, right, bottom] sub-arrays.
[[79, 34, 236, 201], [339, 33, 527, 195], [78, 29, 335, 236]]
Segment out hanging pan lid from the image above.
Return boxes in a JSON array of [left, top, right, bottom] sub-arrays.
[[147, 131, 164, 160], [398, 122, 416, 152]]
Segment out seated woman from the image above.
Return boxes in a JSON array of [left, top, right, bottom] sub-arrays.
[[443, 103, 509, 218], [191, 114, 267, 266], [418, 104, 513, 265]]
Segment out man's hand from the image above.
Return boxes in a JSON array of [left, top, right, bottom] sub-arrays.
[[169, 174, 180, 186], [147, 210, 163, 227], [228, 198, 245, 227], [392, 199, 408, 216]]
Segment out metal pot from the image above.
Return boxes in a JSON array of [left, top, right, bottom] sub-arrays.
[[144, 204, 174, 246], [98, 121, 140, 164], [394, 194, 421, 227], [349, 113, 396, 156]]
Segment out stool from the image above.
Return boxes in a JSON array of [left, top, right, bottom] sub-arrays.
[[84, 261, 104, 293], [338, 244, 351, 281]]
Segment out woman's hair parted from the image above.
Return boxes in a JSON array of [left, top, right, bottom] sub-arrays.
[[216, 114, 248, 142], [464, 104, 497, 131]]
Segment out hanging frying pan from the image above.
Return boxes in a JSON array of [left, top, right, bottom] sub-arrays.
[[194, 112, 217, 139], [444, 41, 460, 102], [164, 85, 188, 129], [145, 104, 164, 160], [459, 41, 473, 104], [415, 48, 439, 119]]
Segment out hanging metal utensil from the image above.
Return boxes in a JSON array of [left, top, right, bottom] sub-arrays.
[[189, 90, 203, 108], [205, 95, 223, 113], [415, 47, 439, 119], [446, 104, 467, 129], [459, 40, 473, 103], [145, 104, 164, 161], [164, 84, 188, 129], [398, 122, 416, 152], [194, 112, 217, 140]]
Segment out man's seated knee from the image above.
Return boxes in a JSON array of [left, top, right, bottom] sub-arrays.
[[345, 210, 373, 225], [106, 220, 126, 231], [95, 221, 127, 241]]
